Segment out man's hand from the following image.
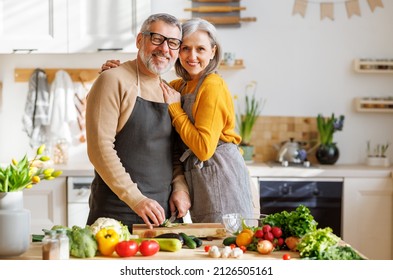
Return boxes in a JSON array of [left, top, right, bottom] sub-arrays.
[[99, 59, 121, 73], [134, 198, 166, 229], [169, 190, 191, 219]]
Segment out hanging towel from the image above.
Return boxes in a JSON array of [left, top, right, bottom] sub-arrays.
[[22, 68, 50, 147], [47, 70, 78, 144]]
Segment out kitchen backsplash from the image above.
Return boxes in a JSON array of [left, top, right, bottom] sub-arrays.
[[250, 116, 319, 163]]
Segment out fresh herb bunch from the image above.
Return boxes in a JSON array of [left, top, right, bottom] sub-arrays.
[[317, 113, 345, 146], [0, 144, 63, 192], [262, 204, 318, 238]]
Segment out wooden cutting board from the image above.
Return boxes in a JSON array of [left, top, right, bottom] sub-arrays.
[[132, 223, 227, 238]]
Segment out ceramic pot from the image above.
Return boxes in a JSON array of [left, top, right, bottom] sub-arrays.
[[240, 145, 254, 163], [0, 191, 31, 257], [316, 144, 339, 165]]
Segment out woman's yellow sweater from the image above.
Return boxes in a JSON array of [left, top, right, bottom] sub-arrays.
[[168, 73, 241, 161]]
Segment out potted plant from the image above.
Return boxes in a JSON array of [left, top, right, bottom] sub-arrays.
[[236, 81, 264, 162], [316, 113, 345, 164], [0, 144, 62, 257]]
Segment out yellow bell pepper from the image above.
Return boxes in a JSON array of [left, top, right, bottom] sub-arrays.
[[95, 228, 119, 256]]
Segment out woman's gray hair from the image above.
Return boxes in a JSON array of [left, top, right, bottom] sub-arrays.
[[140, 13, 182, 35], [175, 18, 222, 81]]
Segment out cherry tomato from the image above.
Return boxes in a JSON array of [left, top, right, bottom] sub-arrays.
[[283, 253, 291, 260], [239, 245, 247, 253], [115, 240, 139, 257], [139, 240, 160, 256], [204, 245, 211, 252], [229, 244, 237, 249]]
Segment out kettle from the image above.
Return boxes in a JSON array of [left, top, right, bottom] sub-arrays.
[[274, 138, 308, 163]]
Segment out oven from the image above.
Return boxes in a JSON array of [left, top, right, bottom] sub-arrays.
[[258, 177, 343, 236], [66, 176, 93, 228]]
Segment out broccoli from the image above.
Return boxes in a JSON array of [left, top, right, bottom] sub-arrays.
[[69, 226, 97, 258]]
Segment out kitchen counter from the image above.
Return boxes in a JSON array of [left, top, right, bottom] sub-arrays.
[[53, 162, 392, 178], [3, 238, 300, 260], [247, 162, 392, 178]]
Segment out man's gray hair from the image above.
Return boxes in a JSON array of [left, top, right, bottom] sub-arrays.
[[140, 13, 182, 35]]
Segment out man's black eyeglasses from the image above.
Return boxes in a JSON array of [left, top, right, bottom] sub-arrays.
[[142, 31, 182, 50]]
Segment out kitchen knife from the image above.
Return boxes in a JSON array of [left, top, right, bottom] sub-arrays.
[[168, 210, 179, 223]]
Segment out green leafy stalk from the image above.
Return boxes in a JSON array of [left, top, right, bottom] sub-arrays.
[[0, 144, 63, 192], [236, 82, 264, 145]]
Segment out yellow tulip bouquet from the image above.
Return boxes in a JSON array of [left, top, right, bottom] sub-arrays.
[[0, 144, 63, 192]]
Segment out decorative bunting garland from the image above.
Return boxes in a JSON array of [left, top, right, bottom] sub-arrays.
[[293, 0, 384, 20]]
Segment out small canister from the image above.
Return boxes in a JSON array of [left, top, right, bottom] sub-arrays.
[[42, 229, 60, 260], [56, 228, 70, 260]]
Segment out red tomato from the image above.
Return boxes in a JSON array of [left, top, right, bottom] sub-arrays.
[[229, 244, 237, 249], [239, 245, 247, 253], [115, 240, 139, 257], [204, 245, 211, 252], [139, 240, 160, 256], [283, 253, 291, 260]]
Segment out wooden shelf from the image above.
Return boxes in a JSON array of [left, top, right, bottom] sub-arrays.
[[219, 59, 245, 70], [14, 68, 100, 83], [354, 97, 393, 113], [353, 59, 393, 73]]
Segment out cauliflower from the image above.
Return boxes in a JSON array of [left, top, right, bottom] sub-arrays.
[[89, 217, 131, 241]]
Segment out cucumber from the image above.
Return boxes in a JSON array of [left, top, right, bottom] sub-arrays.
[[130, 238, 182, 252], [191, 236, 203, 248], [179, 232, 197, 249], [155, 233, 184, 245], [222, 236, 237, 246]]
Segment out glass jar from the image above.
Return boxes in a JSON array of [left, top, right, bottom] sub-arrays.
[[52, 138, 69, 164], [42, 229, 60, 260], [56, 228, 70, 260]]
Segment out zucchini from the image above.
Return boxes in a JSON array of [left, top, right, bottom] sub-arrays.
[[155, 233, 184, 245], [222, 236, 237, 246], [130, 238, 182, 252], [179, 232, 197, 249]]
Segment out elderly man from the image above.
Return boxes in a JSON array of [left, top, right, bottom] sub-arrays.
[[86, 13, 190, 230]]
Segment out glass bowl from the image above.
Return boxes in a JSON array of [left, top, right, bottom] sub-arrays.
[[241, 214, 268, 228], [222, 213, 242, 234]]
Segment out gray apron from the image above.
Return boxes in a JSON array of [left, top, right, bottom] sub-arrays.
[[87, 67, 173, 231], [178, 76, 253, 223]]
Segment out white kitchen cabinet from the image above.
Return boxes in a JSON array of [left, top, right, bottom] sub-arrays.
[[67, 0, 151, 53], [342, 177, 393, 259], [0, 0, 68, 53], [0, 0, 150, 54], [23, 177, 67, 234]]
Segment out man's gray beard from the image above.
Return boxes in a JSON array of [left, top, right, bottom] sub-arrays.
[[140, 51, 173, 75]]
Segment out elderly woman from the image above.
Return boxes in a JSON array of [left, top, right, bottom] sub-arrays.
[[160, 18, 253, 223]]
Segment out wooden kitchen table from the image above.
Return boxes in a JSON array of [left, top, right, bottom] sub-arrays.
[[2, 238, 300, 260]]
